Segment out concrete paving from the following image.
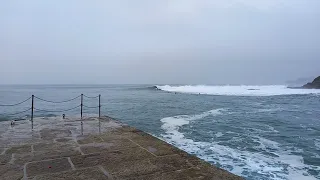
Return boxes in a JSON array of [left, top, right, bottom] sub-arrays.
[[0, 116, 243, 180]]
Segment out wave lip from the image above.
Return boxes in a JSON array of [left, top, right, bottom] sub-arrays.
[[156, 85, 320, 96]]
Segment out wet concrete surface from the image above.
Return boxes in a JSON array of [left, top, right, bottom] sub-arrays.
[[0, 116, 243, 180]]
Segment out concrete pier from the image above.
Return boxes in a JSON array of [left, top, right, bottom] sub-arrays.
[[0, 116, 243, 180]]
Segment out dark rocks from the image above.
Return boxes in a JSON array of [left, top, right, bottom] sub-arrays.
[[302, 76, 320, 89]]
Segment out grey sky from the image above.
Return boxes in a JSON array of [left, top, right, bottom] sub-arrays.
[[0, 0, 319, 85]]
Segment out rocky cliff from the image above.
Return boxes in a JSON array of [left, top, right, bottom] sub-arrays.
[[302, 76, 320, 89]]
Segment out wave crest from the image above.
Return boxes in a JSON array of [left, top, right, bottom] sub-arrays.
[[156, 85, 320, 96]]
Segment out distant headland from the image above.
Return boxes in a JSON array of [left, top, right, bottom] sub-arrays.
[[302, 76, 320, 89]]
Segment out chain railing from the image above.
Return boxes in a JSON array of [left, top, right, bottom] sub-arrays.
[[0, 94, 101, 130]]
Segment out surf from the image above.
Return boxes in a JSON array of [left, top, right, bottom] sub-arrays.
[[159, 109, 319, 180], [156, 85, 320, 96]]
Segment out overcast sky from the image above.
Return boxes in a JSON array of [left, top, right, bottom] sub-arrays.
[[0, 0, 319, 85]]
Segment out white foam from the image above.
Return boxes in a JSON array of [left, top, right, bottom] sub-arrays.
[[254, 136, 280, 151], [255, 108, 283, 113], [215, 132, 224, 137], [160, 109, 224, 153], [159, 109, 318, 180], [156, 85, 320, 96], [161, 109, 223, 131]]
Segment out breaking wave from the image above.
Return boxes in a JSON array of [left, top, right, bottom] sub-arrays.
[[160, 109, 319, 180], [156, 85, 320, 96], [126, 86, 159, 91]]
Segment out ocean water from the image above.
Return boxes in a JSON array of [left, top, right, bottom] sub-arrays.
[[1, 84, 320, 180]]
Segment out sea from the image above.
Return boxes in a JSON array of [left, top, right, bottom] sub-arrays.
[[0, 84, 320, 180]]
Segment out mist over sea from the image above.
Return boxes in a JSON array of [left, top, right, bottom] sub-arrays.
[[1, 84, 320, 180]]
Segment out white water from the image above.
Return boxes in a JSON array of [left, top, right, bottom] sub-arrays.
[[156, 85, 320, 96], [159, 109, 318, 180]]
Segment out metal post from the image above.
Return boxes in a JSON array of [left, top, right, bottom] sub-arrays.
[[31, 95, 34, 130], [99, 94, 101, 118], [81, 94, 83, 119], [81, 121, 83, 135], [99, 94, 101, 133], [81, 94, 83, 135]]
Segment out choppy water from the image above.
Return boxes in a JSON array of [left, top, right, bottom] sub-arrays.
[[0, 85, 320, 180]]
